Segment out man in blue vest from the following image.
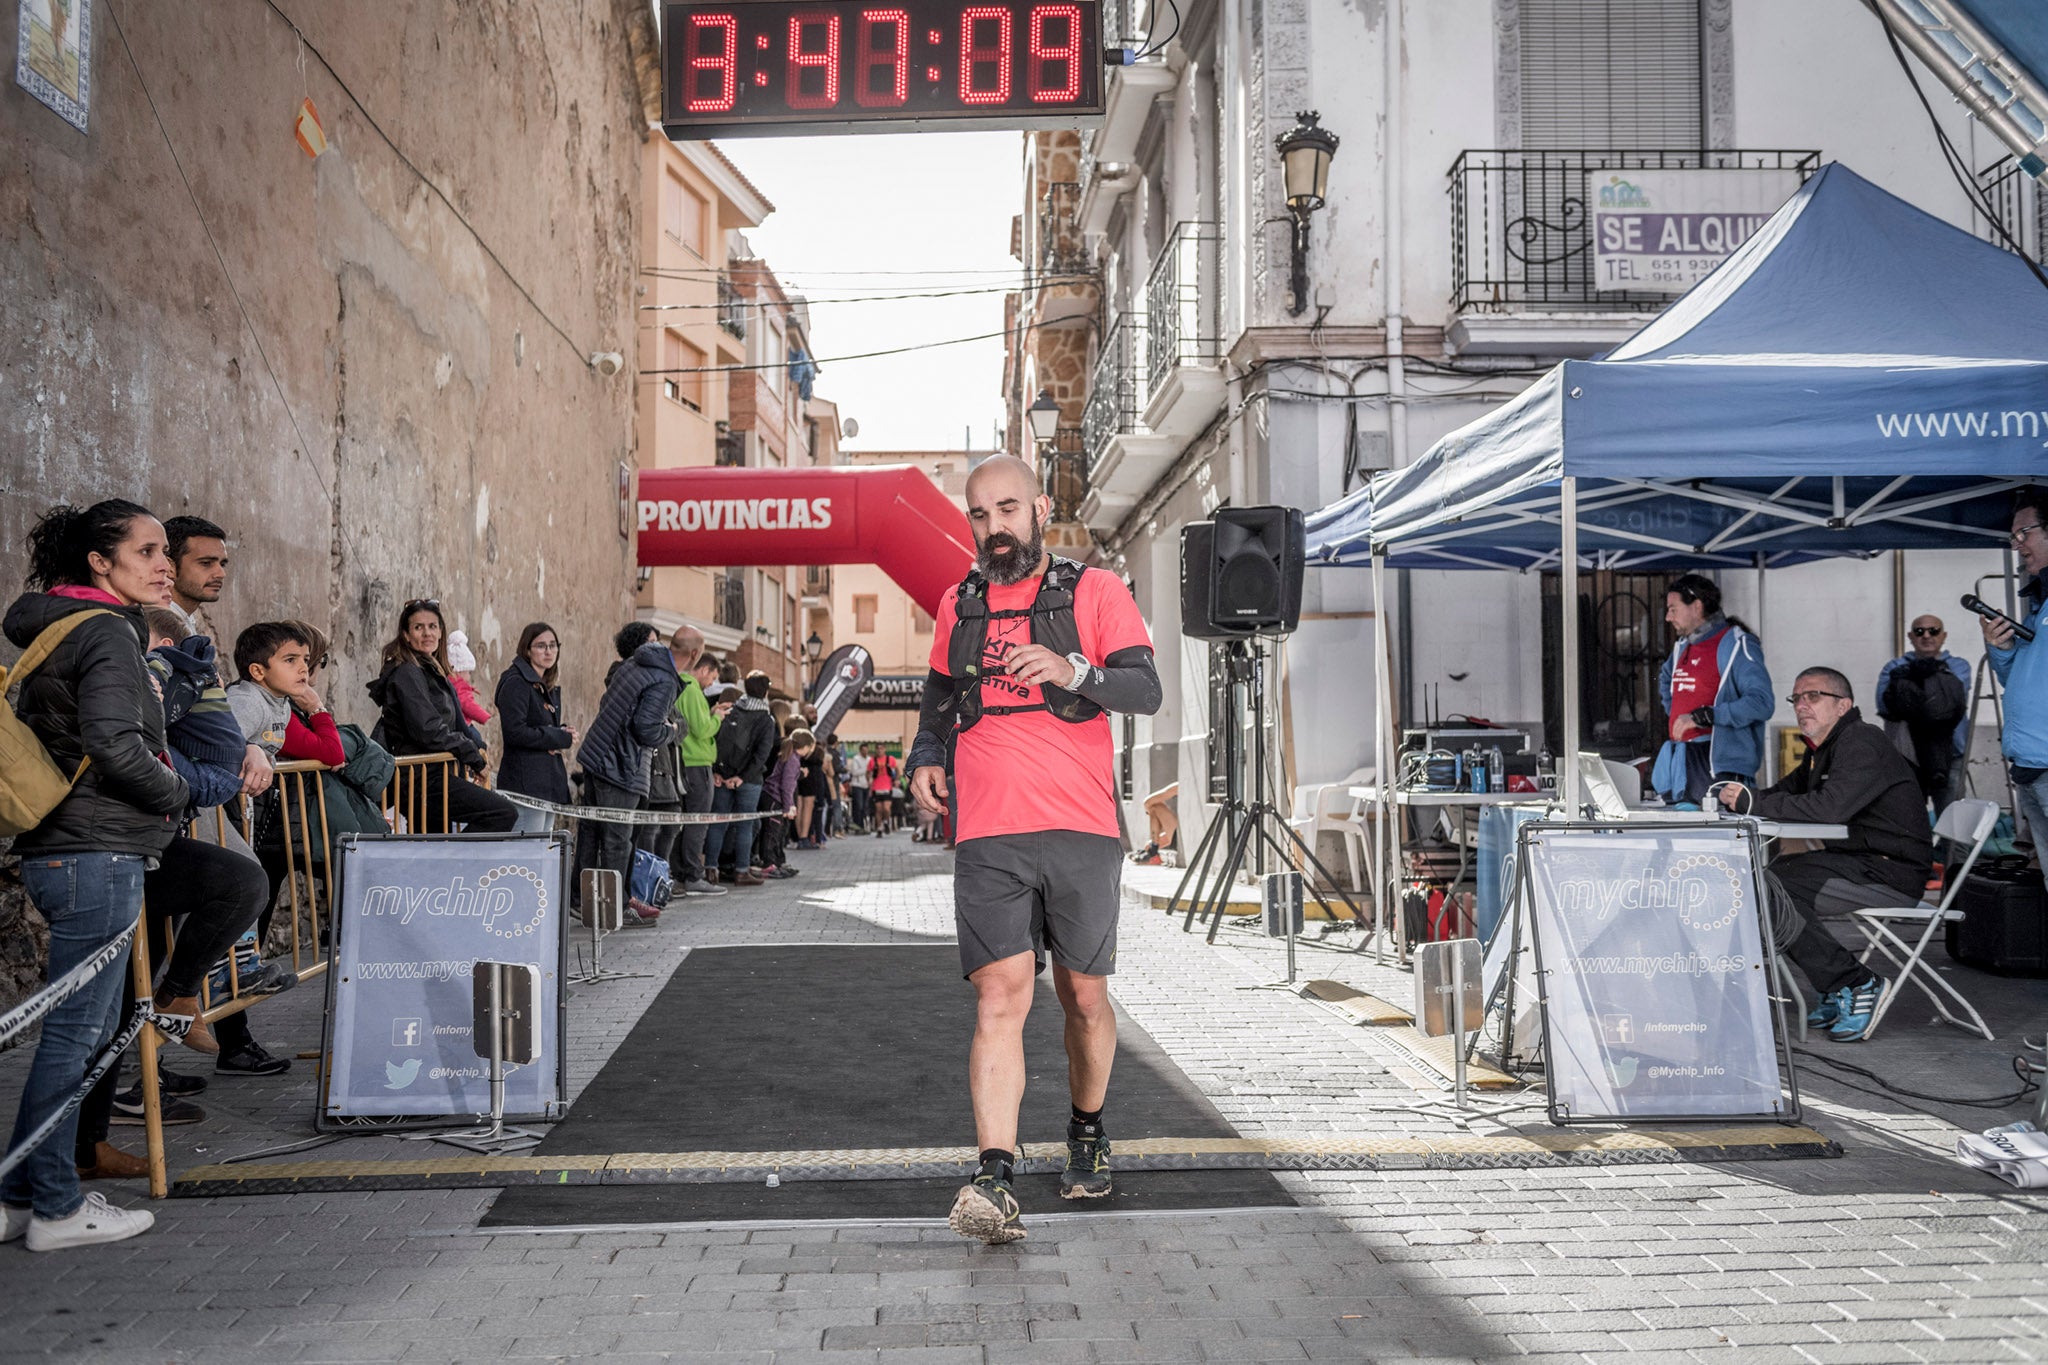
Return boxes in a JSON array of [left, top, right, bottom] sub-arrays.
[[1875, 614, 1971, 815], [908, 456, 1161, 1244]]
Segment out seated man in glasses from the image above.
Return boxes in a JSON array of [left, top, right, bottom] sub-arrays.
[[1714, 667, 1930, 1042], [1875, 616, 1971, 815]]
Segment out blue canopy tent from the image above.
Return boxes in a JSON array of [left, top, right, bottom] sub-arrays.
[[1304, 161, 2048, 834]]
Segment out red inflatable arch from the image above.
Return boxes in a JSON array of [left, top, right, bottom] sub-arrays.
[[635, 465, 975, 617]]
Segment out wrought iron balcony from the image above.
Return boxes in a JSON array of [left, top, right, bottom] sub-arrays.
[[1042, 427, 1087, 524], [1448, 149, 1820, 314], [717, 275, 747, 338], [803, 564, 832, 598], [713, 572, 747, 631], [1980, 156, 2046, 263], [1145, 222, 1222, 396], [1082, 312, 1147, 476], [1039, 181, 1090, 277]]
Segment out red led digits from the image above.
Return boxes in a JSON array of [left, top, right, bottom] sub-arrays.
[[683, 11, 739, 113], [959, 6, 1012, 104], [855, 8, 910, 107], [786, 11, 842, 109], [1027, 4, 1081, 102]]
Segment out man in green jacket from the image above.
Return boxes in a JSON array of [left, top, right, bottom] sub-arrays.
[[674, 633, 729, 897]]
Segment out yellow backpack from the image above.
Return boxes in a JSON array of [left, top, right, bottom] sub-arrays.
[[0, 609, 115, 836]]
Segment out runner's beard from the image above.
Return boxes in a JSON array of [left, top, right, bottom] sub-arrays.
[[977, 521, 1044, 587]]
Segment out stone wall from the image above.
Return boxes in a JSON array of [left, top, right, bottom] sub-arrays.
[[0, 2, 657, 1009], [1, 0, 653, 722]]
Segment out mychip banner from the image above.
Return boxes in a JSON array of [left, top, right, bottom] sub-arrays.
[[321, 833, 568, 1127], [1519, 821, 1796, 1123], [1591, 168, 1801, 294]]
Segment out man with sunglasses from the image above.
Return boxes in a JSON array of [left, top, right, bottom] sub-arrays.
[[1714, 667, 1926, 1041], [1875, 616, 1970, 815], [1985, 488, 2048, 859]]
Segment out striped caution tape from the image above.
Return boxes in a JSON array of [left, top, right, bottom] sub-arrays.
[[499, 792, 763, 826], [0, 1003, 150, 1182], [0, 920, 138, 1053]]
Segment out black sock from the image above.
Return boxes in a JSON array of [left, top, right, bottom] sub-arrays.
[[978, 1148, 1014, 1182], [1070, 1106, 1103, 1132]]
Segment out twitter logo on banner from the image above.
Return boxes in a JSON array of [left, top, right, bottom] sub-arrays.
[[384, 1058, 421, 1090]]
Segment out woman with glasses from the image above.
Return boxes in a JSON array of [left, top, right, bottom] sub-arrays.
[[496, 622, 577, 833], [366, 598, 518, 833]]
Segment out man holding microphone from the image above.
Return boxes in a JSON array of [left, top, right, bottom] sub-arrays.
[[1984, 488, 2048, 856], [909, 455, 1160, 1245]]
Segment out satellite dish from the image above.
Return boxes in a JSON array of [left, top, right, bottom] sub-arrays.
[[841, 417, 860, 439]]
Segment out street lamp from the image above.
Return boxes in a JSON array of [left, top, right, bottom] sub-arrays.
[[1276, 111, 1339, 317], [1026, 388, 1061, 448], [805, 630, 823, 663]]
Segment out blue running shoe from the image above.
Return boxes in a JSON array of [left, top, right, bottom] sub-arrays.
[[1827, 975, 1889, 1042], [1806, 989, 1844, 1029]]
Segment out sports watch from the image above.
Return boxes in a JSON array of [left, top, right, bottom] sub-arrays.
[[1065, 652, 1093, 690]]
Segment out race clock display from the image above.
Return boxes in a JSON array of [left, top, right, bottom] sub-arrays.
[[660, 0, 1105, 137]]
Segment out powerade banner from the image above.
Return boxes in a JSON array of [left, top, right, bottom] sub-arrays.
[[807, 643, 874, 739], [323, 834, 567, 1124], [1520, 822, 1792, 1122]]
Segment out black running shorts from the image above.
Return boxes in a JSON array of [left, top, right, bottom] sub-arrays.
[[953, 830, 1123, 979]]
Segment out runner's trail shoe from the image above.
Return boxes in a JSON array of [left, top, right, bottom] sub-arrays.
[[948, 1168, 1026, 1244], [1061, 1119, 1113, 1199]]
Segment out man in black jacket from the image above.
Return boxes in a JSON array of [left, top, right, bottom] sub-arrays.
[[704, 671, 778, 887], [573, 633, 682, 915], [1717, 666, 1929, 1042]]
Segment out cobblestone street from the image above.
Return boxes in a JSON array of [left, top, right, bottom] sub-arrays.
[[1, 834, 2045, 1364]]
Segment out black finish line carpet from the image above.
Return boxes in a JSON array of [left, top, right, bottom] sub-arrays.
[[479, 943, 1295, 1226]]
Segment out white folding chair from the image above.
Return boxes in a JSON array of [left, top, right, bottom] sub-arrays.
[[1287, 766, 1378, 892], [1852, 797, 2000, 1042]]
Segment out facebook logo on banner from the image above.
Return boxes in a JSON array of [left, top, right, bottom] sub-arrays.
[[393, 1018, 424, 1048]]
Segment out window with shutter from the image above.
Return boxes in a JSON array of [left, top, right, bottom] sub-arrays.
[[1520, 0, 1703, 150]]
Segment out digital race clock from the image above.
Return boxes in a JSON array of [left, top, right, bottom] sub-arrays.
[[660, 0, 1105, 138]]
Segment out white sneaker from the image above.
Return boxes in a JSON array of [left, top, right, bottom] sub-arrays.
[[25, 1192, 154, 1252], [1, 1202, 28, 1244]]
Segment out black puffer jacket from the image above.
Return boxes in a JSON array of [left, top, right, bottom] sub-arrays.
[[1755, 709, 1932, 867], [575, 640, 680, 796], [367, 655, 486, 771], [3, 592, 188, 857]]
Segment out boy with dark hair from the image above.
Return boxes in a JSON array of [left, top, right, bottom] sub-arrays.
[[226, 623, 327, 761]]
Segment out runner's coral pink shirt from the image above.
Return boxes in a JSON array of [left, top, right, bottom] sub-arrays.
[[929, 567, 1153, 842]]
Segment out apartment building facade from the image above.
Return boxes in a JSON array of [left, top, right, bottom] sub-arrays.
[[1010, 0, 2026, 849], [636, 136, 832, 695]]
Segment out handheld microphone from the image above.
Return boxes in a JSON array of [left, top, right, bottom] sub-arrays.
[[1961, 593, 2036, 644]]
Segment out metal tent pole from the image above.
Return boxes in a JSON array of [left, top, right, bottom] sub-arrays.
[[1372, 548, 1398, 964], [1561, 478, 1581, 818]]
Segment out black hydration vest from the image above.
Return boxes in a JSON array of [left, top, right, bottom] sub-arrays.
[[947, 556, 1103, 733]]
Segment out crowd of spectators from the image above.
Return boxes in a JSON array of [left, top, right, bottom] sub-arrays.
[[2, 499, 923, 1249]]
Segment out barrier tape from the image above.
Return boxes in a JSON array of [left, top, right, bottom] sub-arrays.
[[0, 1002, 150, 1183], [0, 921, 140, 1054], [500, 792, 767, 826]]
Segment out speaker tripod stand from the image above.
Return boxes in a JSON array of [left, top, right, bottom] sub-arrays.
[[1173, 637, 1368, 946]]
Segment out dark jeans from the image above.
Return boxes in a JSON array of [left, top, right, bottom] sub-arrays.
[[675, 766, 714, 883], [576, 775, 642, 904], [850, 787, 870, 830], [758, 812, 790, 869], [3, 852, 145, 1219], [428, 767, 519, 834], [1773, 849, 1925, 996], [149, 837, 271, 1000], [703, 781, 762, 875]]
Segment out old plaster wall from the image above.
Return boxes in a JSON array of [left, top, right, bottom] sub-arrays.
[[0, 0, 656, 1008]]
